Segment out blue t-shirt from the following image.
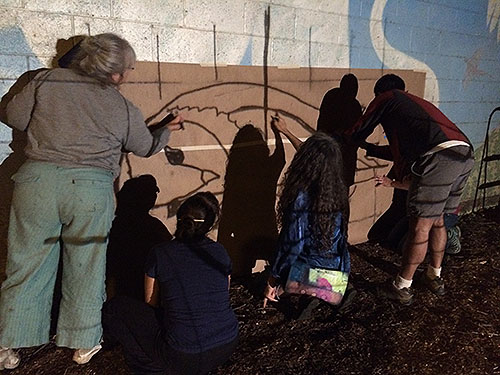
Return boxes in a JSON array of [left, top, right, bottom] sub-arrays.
[[145, 238, 238, 353]]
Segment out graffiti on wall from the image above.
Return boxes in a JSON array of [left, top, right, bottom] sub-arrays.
[[116, 62, 424, 274], [369, 0, 440, 103]]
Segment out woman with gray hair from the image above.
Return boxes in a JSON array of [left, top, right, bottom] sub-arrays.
[[0, 33, 184, 369]]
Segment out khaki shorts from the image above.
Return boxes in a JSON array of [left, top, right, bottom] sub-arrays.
[[407, 145, 474, 218]]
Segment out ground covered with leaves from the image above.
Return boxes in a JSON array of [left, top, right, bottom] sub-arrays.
[[4, 206, 499, 375]]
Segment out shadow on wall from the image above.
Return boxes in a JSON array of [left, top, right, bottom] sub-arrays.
[[0, 35, 87, 281], [218, 124, 285, 277], [51, 35, 85, 68], [317, 73, 363, 188], [0, 69, 48, 280], [106, 175, 173, 301], [0, 129, 27, 281]]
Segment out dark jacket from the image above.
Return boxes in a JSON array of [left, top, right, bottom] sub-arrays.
[[270, 191, 350, 282], [346, 89, 471, 179]]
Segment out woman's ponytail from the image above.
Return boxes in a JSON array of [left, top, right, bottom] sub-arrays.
[[174, 192, 219, 242]]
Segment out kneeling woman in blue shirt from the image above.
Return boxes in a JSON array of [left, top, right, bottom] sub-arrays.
[[103, 192, 238, 375], [263, 127, 351, 312]]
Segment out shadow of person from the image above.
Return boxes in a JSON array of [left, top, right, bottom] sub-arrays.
[[218, 124, 285, 279], [0, 130, 27, 282], [0, 68, 48, 281], [368, 188, 408, 246], [51, 35, 85, 68], [106, 175, 173, 301], [348, 244, 399, 276], [317, 73, 363, 187], [0, 38, 86, 276]]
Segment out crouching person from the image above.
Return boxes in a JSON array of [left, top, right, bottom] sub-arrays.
[[263, 128, 352, 319], [103, 192, 238, 375]]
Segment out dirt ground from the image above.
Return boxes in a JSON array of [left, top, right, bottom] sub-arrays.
[[2, 205, 499, 375]]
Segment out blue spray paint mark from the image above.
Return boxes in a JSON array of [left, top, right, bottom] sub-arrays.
[[240, 37, 253, 66]]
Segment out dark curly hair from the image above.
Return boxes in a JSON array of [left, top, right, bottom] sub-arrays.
[[277, 132, 349, 251], [175, 192, 220, 242]]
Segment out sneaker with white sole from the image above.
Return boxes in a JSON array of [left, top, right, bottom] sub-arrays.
[[378, 279, 414, 305], [0, 347, 20, 370], [73, 344, 102, 365]]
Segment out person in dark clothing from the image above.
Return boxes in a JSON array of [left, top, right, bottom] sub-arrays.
[[346, 74, 474, 305], [317, 73, 363, 186], [359, 75, 407, 245], [106, 175, 172, 301], [103, 192, 238, 375]]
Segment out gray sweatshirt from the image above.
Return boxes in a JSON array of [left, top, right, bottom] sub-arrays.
[[5, 68, 170, 176]]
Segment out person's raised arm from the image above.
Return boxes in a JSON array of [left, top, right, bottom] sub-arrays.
[[271, 114, 303, 151], [269, 115, 286, 170], [360, 142, 393, 161], [148, 111, 184, 133], [122, 100, 185, 158], [344, 92, 392, 145]]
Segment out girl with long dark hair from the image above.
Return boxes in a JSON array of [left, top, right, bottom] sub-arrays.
[[264, 117, 351, 314]]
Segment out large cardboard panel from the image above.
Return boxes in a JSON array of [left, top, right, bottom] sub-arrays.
[[119, 62, 425, 275]]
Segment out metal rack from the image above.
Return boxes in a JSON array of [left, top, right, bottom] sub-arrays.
[[473, 106, 500, 211]]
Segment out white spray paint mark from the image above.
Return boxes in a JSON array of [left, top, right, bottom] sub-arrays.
[[488, 0, 500, 41], [369, 0, 440, 104]]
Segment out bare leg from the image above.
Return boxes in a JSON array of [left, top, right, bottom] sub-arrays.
[[428, 214, 446, 269], [400, 217, 435, 281]]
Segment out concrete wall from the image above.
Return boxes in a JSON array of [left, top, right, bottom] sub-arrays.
[[0, 0, 499, 201]]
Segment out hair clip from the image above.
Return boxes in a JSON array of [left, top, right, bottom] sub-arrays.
[[192, 218, 205, 222]]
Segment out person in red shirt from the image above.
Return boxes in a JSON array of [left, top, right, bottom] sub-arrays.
[[345, 74, 474, 305]]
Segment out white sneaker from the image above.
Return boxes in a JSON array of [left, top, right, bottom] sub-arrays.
[[0, 347, 20, 370], [72, 344, 102, 365]]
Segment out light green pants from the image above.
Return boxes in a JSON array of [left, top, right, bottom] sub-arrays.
[[0, 161, 114, 349]]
